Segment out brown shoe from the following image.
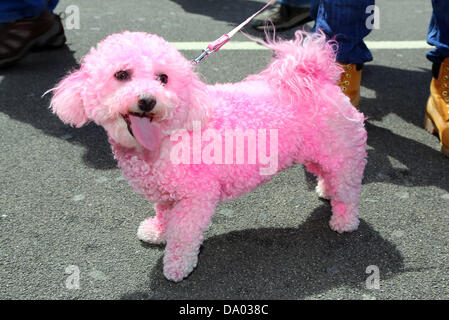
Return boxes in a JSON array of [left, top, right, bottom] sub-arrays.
[[424, 57, 449, 157], [338, 63, 363, 108], [0, 8, 66, 68]]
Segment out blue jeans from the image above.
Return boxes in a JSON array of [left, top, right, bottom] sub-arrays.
[[312, 0, 449, 64], [312, 0, 374, 64], [278, 0, 318, 9], [0, 0, 59, 23], [427, 0, 449, 63]]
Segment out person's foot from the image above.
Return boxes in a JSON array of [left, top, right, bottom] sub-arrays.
[[424, 57, 449, 157], [0, 8, 66, 68], [251, 3, 313, 31], [338, 63, 363, 108]]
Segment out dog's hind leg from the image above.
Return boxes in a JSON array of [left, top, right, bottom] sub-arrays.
[[308, 158, 365, 233], [137, 202, 172, 244], [304, 162, 331, 200], [304, 122, 367, 233], [320, 145, 366, 233], [316, 177, 331, 200]]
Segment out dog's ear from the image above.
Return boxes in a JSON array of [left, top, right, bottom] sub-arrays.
[[49, 69, 89, 128], [185, 75, 212, 130]]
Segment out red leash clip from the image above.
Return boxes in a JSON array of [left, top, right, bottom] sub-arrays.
[[192, 35, 230, 64], [208, 34, 231, 53]]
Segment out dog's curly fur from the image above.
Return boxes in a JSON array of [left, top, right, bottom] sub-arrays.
[[50, 31, 367, 282]]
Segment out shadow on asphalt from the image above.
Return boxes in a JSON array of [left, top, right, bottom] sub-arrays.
[[361, 64, 431, 127], [121, 204, 404, 299], [360, 64, 449, 191], [0, 45, 115, 170], [170, 0, 268, 26], [169, 0, 313, 38], [364, 122, 449, 190]]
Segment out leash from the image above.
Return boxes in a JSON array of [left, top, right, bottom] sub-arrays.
[[192, 0, 277, 64]]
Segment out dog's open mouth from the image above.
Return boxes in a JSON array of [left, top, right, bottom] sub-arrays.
[[122, 112, 154, 137], [121, 112, 161, 151]]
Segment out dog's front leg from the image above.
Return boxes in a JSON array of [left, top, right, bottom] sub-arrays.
[[137, 202, 173, 244], [162, 198, 217, 282]]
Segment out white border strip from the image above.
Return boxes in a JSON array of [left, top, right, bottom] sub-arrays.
[[172, 40, 432, 51]]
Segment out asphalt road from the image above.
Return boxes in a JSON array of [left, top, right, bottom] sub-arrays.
[[0, 0, 448, 300]]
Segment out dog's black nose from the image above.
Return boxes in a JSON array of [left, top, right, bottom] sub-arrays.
[[137, 96, 156, 112]]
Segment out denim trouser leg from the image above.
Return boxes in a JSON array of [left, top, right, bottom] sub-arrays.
[[426, 0, 449, 63], [0, 0, 59, 23], [312, 0, 375, 64], [278, 0, 319, 9]]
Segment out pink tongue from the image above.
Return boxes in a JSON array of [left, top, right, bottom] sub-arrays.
[[129, 114, 162, 151]]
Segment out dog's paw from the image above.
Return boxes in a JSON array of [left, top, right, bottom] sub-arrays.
[[163, 266, 187, 283], [329, 202, 360, 233], [163, 257, 197, 283], [316, 179, 330, 200], [137, 217, 166, 244], [329, 214, 359, 233]]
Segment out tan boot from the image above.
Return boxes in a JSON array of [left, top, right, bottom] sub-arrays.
[[424, 57, 449, 157], [338, 63, 363, 108]]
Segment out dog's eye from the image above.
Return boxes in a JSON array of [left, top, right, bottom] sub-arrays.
[[114, 70, 131, 81], [157, 74, 168, 85]]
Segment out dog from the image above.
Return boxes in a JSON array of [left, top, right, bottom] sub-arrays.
[[50, 31, 367, 282]]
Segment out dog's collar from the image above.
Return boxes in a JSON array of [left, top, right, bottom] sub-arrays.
[[191, 0, 276, 64]]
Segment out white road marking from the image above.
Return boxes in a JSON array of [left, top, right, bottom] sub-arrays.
[[365, 41, 432, 49], [172, 40, 432, 51]]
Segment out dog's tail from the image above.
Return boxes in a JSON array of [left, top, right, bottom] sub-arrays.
[[247, 30, 343, 103]]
